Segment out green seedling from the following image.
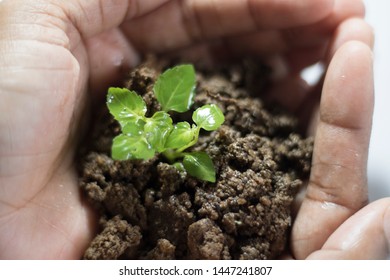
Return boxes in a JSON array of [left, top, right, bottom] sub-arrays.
[[106, 65, 224, 183]]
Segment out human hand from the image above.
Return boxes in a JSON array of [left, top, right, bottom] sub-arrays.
[[282, 2, 390, 259], [0, 0, 386, 259], [289, 40, 390, 260]]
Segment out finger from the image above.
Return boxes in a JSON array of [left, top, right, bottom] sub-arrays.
[[120, 0, 334, 53], [201, 0, 364, 66], [84, 29, 140, 97], [307, 198, 390, 260], [291, 41, 374, 259], [282, 0, 365, 48], [61, 0, 171, 40], [180, 0, 334, 38], [62, 0, 333, 41], [55, 0, 331, 93], [325, 17, 374, 61], [172, 0, 365, 71], [282, 0, 366, 72], [292, 17, 374, 134]]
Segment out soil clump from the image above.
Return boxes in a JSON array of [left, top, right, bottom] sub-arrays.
[[78, 58, 313, 260]]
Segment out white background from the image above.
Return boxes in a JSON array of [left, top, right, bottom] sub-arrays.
[[364, 0, 390, 201]]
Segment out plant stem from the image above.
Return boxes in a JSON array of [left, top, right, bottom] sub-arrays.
[[162, 149, 184, 163], [176, 126, 201, 153]]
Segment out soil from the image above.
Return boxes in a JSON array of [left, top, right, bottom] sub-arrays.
[[78, 57, 313, 260]]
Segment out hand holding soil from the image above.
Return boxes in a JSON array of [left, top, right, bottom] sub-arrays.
[[0, 0, 388, 259]]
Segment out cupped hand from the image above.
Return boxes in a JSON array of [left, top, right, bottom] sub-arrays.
[[0, 0, 388, 259], [290, 40, 390, 260]]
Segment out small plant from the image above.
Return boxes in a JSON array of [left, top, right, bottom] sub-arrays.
[[106, 65, 224, 183]]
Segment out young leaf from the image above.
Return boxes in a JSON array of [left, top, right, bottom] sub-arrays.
[[192, 104, 224, 131], [153, 65, 196, 112], [183, 152, 216, 183], [112, 134, 155, 160], [107, 87, 147, 127], [165, 122, 196, 150], [144, 111, 173, 152], [121, 119, 145, 136]]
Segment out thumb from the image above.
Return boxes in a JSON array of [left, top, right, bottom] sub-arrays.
[[307, 198, 390, 259]]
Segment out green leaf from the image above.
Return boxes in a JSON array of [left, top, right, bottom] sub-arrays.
[[107, 87, 147, 127], [111, 134, 155, 160], [165, 122, 196, 150], [122, 119, 145, 136], [172, 162, 186, 172], [183, 152, 216, 183], [192, 104, 224, 131], [153, 65, 196, 112], [144, 111, 173, 152]]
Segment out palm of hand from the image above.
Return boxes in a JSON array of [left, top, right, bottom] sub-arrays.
[[0, 14, 95, 259]]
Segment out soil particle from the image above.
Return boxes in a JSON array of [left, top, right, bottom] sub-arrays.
[[145, 239, 176, 260], [147, 193, 195, 258], [78, 57, 313, 259], [83, 216, 141, 260], [187, 218, 230, 260]]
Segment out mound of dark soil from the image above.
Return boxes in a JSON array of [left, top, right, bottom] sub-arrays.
[[78, 58, 313, 260]]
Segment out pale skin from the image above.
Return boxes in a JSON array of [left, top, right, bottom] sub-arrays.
[[0, 0, 388, 259]]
